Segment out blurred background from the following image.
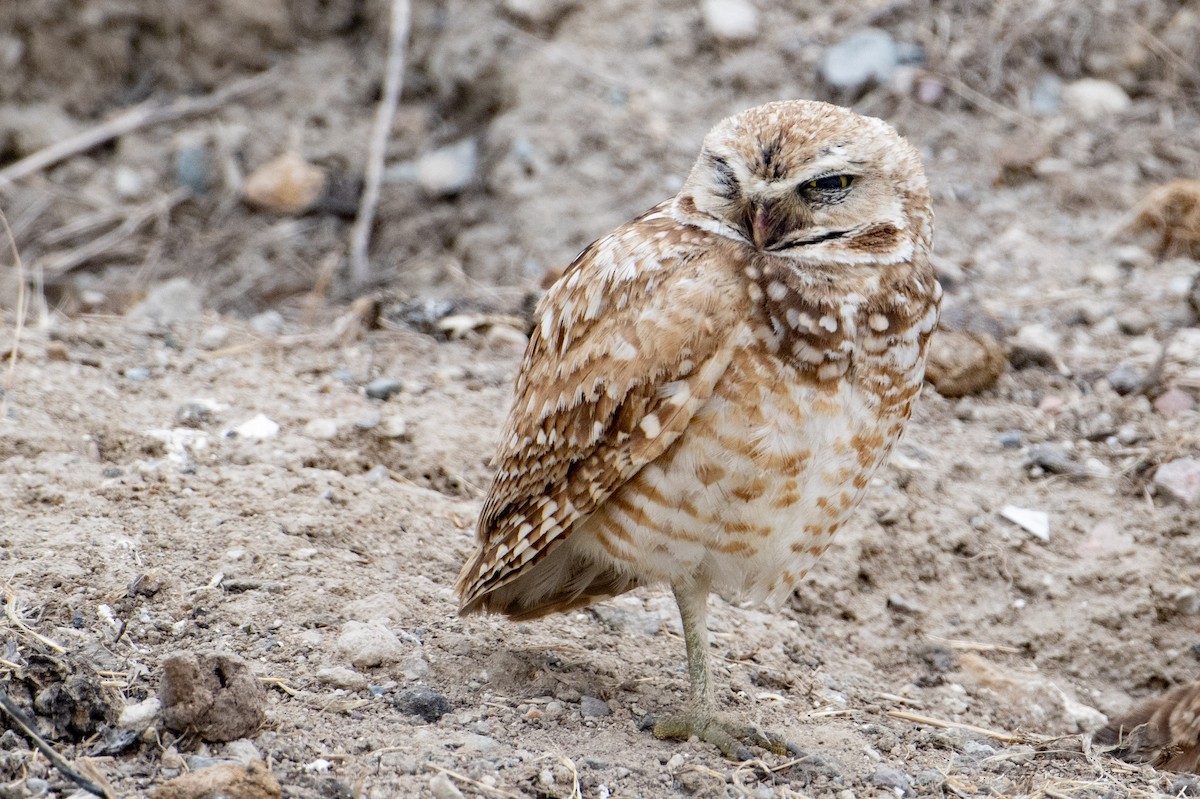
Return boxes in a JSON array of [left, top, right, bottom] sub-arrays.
[[0, 0, 1197, 322]]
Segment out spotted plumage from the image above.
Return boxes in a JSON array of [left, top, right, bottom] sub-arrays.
[[1097, 682, 1200, 773], [456, 100, 940, 758]]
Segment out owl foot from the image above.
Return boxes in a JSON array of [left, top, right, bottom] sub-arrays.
[[652, 711, 802, 761]]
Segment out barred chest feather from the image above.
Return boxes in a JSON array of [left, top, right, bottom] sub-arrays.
[[574, 256, 941, 607]]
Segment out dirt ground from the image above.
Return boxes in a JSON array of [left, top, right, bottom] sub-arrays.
[[2, 1, 1200, 797]]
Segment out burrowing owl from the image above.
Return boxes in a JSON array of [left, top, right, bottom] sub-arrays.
[[457, 100, 940, 758], [1097, 681, 1200, 773]]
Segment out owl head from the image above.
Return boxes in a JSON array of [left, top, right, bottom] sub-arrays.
[[674, 100, 931, 267]]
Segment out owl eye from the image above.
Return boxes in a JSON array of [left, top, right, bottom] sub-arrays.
[[804, 174, 854, 191]]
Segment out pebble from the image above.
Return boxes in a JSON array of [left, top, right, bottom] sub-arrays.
[[24, 777, 49, 796], [871, 765, 912, 791], [1062, 78, 1131, 121], [338, 621, 406, 669], [302, 418, 340, 440], [365, 464, 392, 482], [1154, 458, 1200, 505], [251, 310, 285, 336], [118, 696, 162, 728], [124, 367, 152, 381], [501, 0, 578, 27], [1029, 73, 1061, 115], [175, 138, 213, 194], [1025, 442, 1078, 476], [925, 328, 1006, 397], [223, 738, 263, 764], [701, 0, 759, 43], [127, 277, 206, 326], [243, 152, 327, 214], [316, 666, 369, 691], [665, 753, 686, 770], [821, 28, 898, 91], [999, 505, 1050, 541], [366, 377, 404, 401], [393, 686, 452, 723], [460, 733, 500, 753], [1009, 324, 1067, 374], [416, 138, 478, 196], [589, 595, 671, 635], [199, 326, 231, 350], [1153, 388, 1195, 419], [113, 165, 145, 199], [429, 772, 464, 799], [379, 415, 408, 438], [1175, 588, 1200, 616], [231, 414, 279, 440], [580, 695, 610, 717], [1106, 365, 1142, 395], [996, 430, 1024, 449], [1116, 309, 1153, 335]]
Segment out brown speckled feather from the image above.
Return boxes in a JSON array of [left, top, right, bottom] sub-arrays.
[[456, 204, 745, 614], [1097, 681, 1200, 773]]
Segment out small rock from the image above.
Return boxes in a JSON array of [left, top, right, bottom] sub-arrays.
[[365, 464, 392, 482], [199, 326, 230, 350], [428, 772, 464, 799], [243, 152, 328, 214], [128, 277, 206, 326], [366, 377, 403, 401], [160, 652, 266, 742], [500, 0, 578, 28], [1029, 73, 1061, 116], [1106, 364, 1142, 395], [250, 310, 285, 336], [394, 686, 452, 723], [337, 621, 405, 669], [1154, 458, 1200, 505], [223, 738, 264, 764], [113, 165, 145, 199], [1025, 442, 1079, 476], [23, 778, 49, 797], [821, 28, 899, 92], [871, 765, 911, 791], [1009, 324, 1068, 374], [1175, 588, 1200, 616], [175, 138, 213, 194], [379, 416, 408, 438], [1116, 309, 1153, 336], [996, 430, 1024, 449], [152, 760, 280, 799], [316, 667, 368, 691], [701, 0, 759, 43], [1037, 395, 1064, 415], [1153, 388, 1195, 419], [999, 505, 1050, 541], [925, 328, 1007, 397], [124, 366, 152, 381], [118, 696, 162, 728], [580, 696, 610, 717], [231, 414, 279, 440], [416, 139, 478, 196], [302, 418, 340, 440], [176, 399, 222, 427], [45, 341, 69, 361], [1062, 78, 1131, 121], [461, 733, 500, 753], [665, 753, 686, 770]]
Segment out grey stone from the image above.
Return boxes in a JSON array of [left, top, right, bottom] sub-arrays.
[[701, 0, 759, 43], [1062, 78, 1131, 121], [124, 367, 151, 381], [250, 310, 285, 336], [1107, 365, 1142, 395], [1155, 458, 1200, 505], [127, 277, 205, 326], [580, 695, 610, 717], [416, 139, 478, 196], [366, 377, 403, 401], [1025, 442, 1078, 475], [1029, 74, 1061, 116], [429, 771, 465, 799], [394, 686, 452, 723], [996, 430, 1024, 449], [821, 29, 898, 91], [870, 765, 911, 791]]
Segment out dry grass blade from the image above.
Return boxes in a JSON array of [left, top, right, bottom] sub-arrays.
[[887, 709, 1048, 744], [0, 209, 27, 422], [426, 764, 523, 799], [3, 587, 66, 654], [926, 634, 1022, 654], [0, 68, 278, 189], [0, 692, 113, 798], [349, 0, 411, 285]]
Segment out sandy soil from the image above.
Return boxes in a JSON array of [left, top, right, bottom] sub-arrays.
[[2, 1, 1200, 797]]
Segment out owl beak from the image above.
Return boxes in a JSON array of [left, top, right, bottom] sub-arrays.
[[747, 201, 782, 250]]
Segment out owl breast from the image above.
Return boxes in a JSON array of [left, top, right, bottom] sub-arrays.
[[572, 263, 938, 607]]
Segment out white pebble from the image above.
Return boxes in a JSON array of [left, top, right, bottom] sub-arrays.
[[999, 505, 1050, 541], [701, 0, 759, 43]]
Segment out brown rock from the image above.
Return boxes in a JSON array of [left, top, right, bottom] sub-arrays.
[[160, 652, 266, 742], [243, 152, 327, 214], [925, 329, 1007, 398], [153, 760, 281, 799]]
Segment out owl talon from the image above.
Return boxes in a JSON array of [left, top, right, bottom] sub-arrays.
[[653, 712, 796, 760]]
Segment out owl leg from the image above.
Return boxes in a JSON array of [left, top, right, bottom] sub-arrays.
[[652, 576, 799, 760]]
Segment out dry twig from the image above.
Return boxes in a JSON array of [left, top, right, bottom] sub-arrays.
[[0, 692, 112, 798], [887, 709, 1047, 744], [3, 587, 66, 654], [0, 69, 278, 189], [349, 0, 411, 285], [0, 210, 28, 421]]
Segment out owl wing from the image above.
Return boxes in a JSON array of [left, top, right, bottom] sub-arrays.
[[456, 208, 745, 612]]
